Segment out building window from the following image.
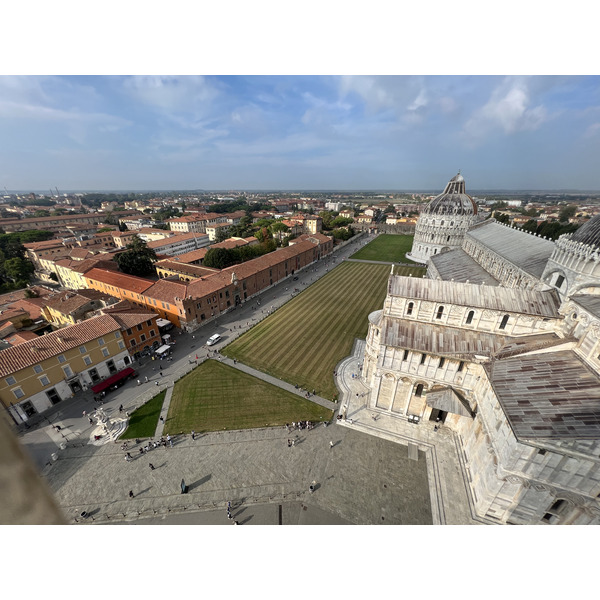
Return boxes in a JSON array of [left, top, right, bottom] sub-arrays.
[[58, 353, 66, 363], [39, 375, 50, 387], [403, 349, 409, 361], [130, 339, 136, 347], [466, 310, 474, 325], [102, 348, 110, 357], [33, 364, 43, 374], [140, 334, 146, 342], [407, 302, 414, 316], [436, 306, 444, 319], [499, 314, 509, 330], [98, 337, 105, 345], [150, 330, 155, 337], [83, 355, 92, 366], [118, 341, 125, 350], [13, 387, 25, 399], [420, 353, 426, 365], [63, 365, 74, 378], [415, 384, 424, 397], [79, 345, 87, 354], [458, 361, 465, 372], [147, 320, 152, 326], [438, 357, 445, 369], [556, 275, 565, 288], [6, 375, 16, 386], [114, 332, 120, 338], [137, 324, 143, 331]]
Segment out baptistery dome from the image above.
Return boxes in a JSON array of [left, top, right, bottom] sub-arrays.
[[406, 172, 479, 264], [423, 172, 478, 217]]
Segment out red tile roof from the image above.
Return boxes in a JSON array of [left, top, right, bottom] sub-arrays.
[[0, 314, 122, 377], [84, 268, 155, 294]]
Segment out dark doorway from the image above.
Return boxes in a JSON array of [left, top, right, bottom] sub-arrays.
[[429, 409, 447, 423], [46, 388, 61, 405]]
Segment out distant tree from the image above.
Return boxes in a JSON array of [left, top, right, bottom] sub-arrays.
[[215, 228, 230, 243], [114, 237, 157, 276], [0, 257, 34, 286], [493, 212, 510, 224], [33, 210, 50, 217], [203, 247, 236, 269], [558, 204, 577, 223], [521, 219, 539, 234]]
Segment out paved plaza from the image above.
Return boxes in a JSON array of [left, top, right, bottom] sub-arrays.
[[15, 233, 491, 525]]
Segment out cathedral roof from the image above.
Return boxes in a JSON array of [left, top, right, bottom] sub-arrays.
[[466, 220, 555, 279], [486, 350, 600, 440], [568, 213, 600, 249], [387, 275, 561, 318], [428, 248, 500, 286], [423, 172, 477, 217]]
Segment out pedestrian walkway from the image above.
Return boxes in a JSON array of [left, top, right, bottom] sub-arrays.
[[215, 354, 337, 412]]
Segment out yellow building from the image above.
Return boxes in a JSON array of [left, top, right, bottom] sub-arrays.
[[0, 314, 132, 424]]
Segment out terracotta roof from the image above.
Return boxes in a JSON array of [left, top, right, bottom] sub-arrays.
[[84, 268, 155, 294], [68, 248, 95, 260], [147, 232, 200, 248], [69, 258, 119, 274], [0, 286, 53, 308], [155, 260, 219, 278], [105, 310, 159, 330], [4, 331, 39, 346], [0, 314, 122, 377], [44, 289, 112, 314], [5, 297, 47, 320], [144, 279, 189, 304], [170, 248, 209, 263]]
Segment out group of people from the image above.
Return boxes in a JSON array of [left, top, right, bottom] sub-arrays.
[[286, 420, 314, 432]]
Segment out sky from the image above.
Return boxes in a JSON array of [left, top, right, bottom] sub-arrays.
[[2, 74, 600, 192]]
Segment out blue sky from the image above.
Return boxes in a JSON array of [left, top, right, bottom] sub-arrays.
[[1, 75, 600, 192]]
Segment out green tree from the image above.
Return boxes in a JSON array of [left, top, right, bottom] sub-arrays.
[[521, 219, 539, 233], [558, 204, 577, 223], [203, 247, 235, 269], [115, 237, 157, 276], [494, 212, 510, 224], [0, 257, 34, 285], [214, 227, 230, 243]]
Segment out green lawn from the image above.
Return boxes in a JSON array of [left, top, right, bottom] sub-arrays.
[[164, 360, 333, 434], [120, 390, 166, 439], [222, 261, 424, 399], [350, 234, 419, 263]]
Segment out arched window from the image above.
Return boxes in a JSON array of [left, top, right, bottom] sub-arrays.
[[407, 302, 414, 315], [415, 384, 424, 397], [447, 236, 451, 242], [499, 314, 509, 330], [436, 306, 444, 319], [441, 220, 444, 226], [466, 310, 474, 324], [556, 275, 565, 288]]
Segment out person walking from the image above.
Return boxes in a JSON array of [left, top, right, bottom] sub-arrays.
[[155, 381, 159, 386], [149, 463, 155, 470], [191, 430, 195, 440], [145, 376, 148, 383], [160, 416, 164, 424], [129, 490, 134, 498], [330, 440, 334, 449], [137, 379, 141, 386]]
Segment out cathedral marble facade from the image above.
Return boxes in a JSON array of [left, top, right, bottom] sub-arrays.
[[357, 173, 600, 524]]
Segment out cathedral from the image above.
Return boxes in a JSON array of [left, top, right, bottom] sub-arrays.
[[360, 173, 600, 524]]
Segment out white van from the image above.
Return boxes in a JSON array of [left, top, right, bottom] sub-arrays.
[[206, 334, 221, 346]]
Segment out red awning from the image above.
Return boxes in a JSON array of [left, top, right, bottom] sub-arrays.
[[91, 367, 135, 393]]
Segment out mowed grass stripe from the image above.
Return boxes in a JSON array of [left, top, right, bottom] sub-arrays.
[[165, 360, 332, 433], [350, 233, 417, 263], [223, 262, 393, 398]]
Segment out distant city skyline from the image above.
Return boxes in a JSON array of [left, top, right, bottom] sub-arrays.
[[2, 75, 600, 192]]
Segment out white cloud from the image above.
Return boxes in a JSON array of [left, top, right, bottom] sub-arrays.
[[121, 75, 221, 113], [462, 76, 549, 143]]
